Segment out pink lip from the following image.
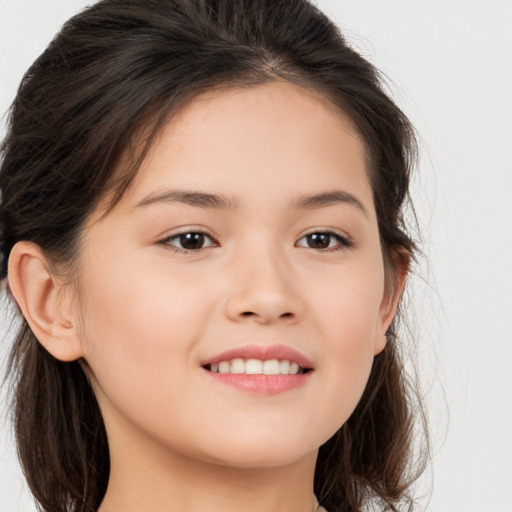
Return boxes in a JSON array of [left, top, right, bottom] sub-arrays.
[[200, 343, 314, 369], [203, 371, 313, 395], [200, 344, 314, 396]]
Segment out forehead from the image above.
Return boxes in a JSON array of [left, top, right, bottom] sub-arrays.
[[108, 81, 374, 218]]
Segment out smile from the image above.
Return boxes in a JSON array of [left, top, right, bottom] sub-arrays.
[[200, 344, 315, 395], [204, 358, 311, 375]]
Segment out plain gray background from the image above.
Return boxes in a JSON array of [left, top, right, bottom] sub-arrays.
[[1, 1, 511, 511]]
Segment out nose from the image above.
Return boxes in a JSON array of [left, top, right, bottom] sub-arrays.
[[224, 245, 303, 325]]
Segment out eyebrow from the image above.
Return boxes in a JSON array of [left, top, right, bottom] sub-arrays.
[[294, 190, 368, 216], [136, 188, 368, 216]]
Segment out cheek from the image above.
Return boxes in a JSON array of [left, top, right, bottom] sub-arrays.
[[76, 243, 224, 399], [80, 243, 211, 345], [309, 268, 383, 434], [77, 267, 208, 451], [77, 251, 198, 392], [316, 260, 383, 351]]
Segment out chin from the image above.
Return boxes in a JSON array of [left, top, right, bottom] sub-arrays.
[[195, 429, 318, 469], [209, 449, 312, 469]]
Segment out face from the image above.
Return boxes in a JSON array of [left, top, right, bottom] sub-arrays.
[[75, 81, 395, 469]]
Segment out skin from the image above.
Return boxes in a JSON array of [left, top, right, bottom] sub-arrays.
[[9, 81, 405, 512]]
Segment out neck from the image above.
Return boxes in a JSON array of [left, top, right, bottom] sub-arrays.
[[98, 418, 318, 512]]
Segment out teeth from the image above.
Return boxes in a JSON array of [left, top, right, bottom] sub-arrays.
[[230, 358, 245, 374], [245, 359, 263, 374], [207, 358, 308, 375], [262, 359, 280, 375], [279, 360, 290, 374], [219, 361, 230, 374]]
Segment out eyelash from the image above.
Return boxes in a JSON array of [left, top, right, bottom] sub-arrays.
[[159, 229, 354, 254]]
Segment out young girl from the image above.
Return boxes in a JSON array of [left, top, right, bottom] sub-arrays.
[[0, 0, 428, 511]]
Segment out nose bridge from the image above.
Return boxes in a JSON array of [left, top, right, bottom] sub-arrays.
[[224, 232, 302, 324]]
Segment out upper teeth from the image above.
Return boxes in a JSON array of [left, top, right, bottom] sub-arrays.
[[209, 358, 303, 375]]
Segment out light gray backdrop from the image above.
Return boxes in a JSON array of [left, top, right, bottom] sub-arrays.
[[1, 1, 511, 511]]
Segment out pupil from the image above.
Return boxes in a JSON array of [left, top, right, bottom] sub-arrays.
[[308, 233, 330, 249], [180, 233, 204, 250]]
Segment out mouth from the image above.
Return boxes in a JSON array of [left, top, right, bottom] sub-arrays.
[[202, 358, 313, 375], [200, 345, 314, 395]]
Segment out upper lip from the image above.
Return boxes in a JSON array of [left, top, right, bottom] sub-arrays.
[[200, 344, 314, 369]]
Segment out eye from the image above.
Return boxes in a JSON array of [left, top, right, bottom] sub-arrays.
[[296, 231, 353, 252], [160, 231, 217, 253], [159, 229, 352, 254]]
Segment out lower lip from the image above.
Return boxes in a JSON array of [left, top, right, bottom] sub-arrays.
[[203, 369, 313, 395]]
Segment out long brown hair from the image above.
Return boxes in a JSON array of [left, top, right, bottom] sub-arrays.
[[0, 1, 428, 510]]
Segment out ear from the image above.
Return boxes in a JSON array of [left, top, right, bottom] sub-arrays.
[[8, 241, 84, 362], [374, 248, 410, 355]]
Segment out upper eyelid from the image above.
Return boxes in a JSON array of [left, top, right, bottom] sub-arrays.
[[160, 226, 216, 240], [299, 227, 350, 239], [160, 227, 349, 239]]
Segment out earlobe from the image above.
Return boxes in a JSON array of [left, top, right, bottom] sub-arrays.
[[8, 241, 83, 362], [374, 248, 410, 355]]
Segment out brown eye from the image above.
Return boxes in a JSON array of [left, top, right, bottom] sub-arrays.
[[306, 233, 331, 249], [297, 231, 352, 252], [163, 231, 216, 252], [179, 233, 206, 250]]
